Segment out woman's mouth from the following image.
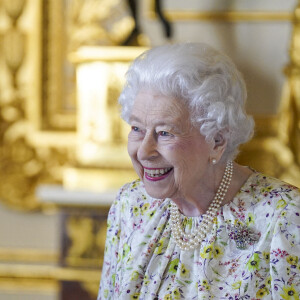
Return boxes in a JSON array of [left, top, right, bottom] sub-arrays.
[[144, 167, 173, 181]]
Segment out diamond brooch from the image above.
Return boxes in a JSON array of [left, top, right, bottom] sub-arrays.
[[227, 222, 260, 250]]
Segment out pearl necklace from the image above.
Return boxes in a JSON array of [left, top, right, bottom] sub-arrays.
[[170, 161, 233, 251]]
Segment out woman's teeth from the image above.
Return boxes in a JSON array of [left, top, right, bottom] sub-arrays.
[[145, 167, 172, 177]]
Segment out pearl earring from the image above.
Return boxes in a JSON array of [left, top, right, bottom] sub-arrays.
[[212, 158, 217, 165]]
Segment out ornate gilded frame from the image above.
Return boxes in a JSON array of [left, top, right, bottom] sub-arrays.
[[0, 0, 138, 210], [0, 0, 79, 211]]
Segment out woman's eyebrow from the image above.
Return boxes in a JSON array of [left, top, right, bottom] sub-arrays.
[[155, 122, 177, 129], [129, 115, 181, 131], [129, 115, 142, 123]]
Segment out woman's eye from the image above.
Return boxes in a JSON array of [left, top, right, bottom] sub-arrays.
[[131, 126, 139, 132], [158, 131, 171, 137]]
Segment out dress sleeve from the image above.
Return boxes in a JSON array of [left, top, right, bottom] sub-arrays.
[[270, 190, 300, 298], [97, 186, 124, 300]]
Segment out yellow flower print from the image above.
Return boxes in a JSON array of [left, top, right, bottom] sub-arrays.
[[265, 276, 271, 287], [280, 285, 299, 300], [182, 218, 192, 229], [233, 219, 243, 226], [103, 289, 109, 298], [256, 287, 269, 298], [122, 243, 130, 259], [276, 199, 287, 209], [147, 210, 156, 219], [246, 212, 255, 225], [213, 245, 224, 259], [141, 203, 150, 214], [180, 263, 190, 278], [261, 186, 272, 194], [107, 219, 112, 229], [263, 251, 270, 263], [231, 281, 241, 290], [168, 258, 179, 274], [130, 292, 140, 299], [131, 180, 140, 188], [246, 253, 260, 271], [286, 255, 299, 265], [187, 218, 193, 229], [200, 279, 211, 290], [154, 237, 166, 254], [111, 236, 117, 245], [172, 288, 181, 299], [133, 206, 139, 216], [164, 294, 172, 300], [202, 279, 208, 286], [112, 273, 116, 286], [201, 243, 214, 259], [130, 271, 139, 281], [143, 274, 150, 286]]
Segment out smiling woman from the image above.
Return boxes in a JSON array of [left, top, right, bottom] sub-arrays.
[[127, 92, 216, 208], [97, 43, 300, 300]]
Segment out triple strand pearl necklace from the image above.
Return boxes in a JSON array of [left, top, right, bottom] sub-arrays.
[[170, 161, 233, 251]]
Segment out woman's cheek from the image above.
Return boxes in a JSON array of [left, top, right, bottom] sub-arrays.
[[127, 138, 137, 157], [131, 160, 143, 180], [127, 142, 143, 178]]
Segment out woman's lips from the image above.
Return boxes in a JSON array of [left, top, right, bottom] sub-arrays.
[[144, 167, 173, 181]]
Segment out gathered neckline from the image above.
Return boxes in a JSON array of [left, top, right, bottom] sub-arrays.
[[165, 171, 258, 220]]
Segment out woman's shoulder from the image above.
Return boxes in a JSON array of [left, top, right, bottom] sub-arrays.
[[247, 172, 299, 192], [117, 178, 147, 200], [241, 171, 300, 207]]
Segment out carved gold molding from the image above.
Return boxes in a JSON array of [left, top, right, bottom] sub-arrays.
[[0, 278, 59, 293], [0, 248, 58, 264], [0, 264, 100, 282], [237, 116, 300, 187], [146, 0, 292, 22], [147, 11, 292, 22], [0, 264, 100, 297], [0, 0, 76, 211], [146, 0, 293, 22], [281, 1, 300, 168], [40, 0, 135, 131], [0, 0, 136, 210]]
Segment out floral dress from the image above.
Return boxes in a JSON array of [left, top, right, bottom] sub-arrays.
[[97, 173, 300, 300]]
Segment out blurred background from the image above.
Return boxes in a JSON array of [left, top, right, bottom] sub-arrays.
[[0, 0, 299, 299]]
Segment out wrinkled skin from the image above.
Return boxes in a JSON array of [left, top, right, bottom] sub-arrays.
[[127, 90, 227, 216]]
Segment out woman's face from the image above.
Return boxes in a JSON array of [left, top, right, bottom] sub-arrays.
[[127, 91, 214, 201]]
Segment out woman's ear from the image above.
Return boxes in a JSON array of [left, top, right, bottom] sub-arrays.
[[211, 133, 227, 162]]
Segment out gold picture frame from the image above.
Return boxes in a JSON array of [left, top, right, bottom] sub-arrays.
[[0, 0, 136, 210]]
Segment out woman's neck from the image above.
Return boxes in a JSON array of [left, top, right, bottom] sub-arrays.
[[171, 162, 253, 217]]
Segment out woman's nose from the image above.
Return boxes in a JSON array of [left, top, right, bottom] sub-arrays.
[[137, 133, 158, 160]]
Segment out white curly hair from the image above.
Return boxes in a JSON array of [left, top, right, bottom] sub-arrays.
[[119, 42, 254, 161]]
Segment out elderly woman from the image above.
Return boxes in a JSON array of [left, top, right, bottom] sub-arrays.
[[98, 43, 300, 299]]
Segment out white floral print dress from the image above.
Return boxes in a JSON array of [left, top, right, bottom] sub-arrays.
[[98, 173, 300, 300]]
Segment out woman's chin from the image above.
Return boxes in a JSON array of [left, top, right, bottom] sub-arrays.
[[143, 181, 174, 200], [144, 188, 166, 199]]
